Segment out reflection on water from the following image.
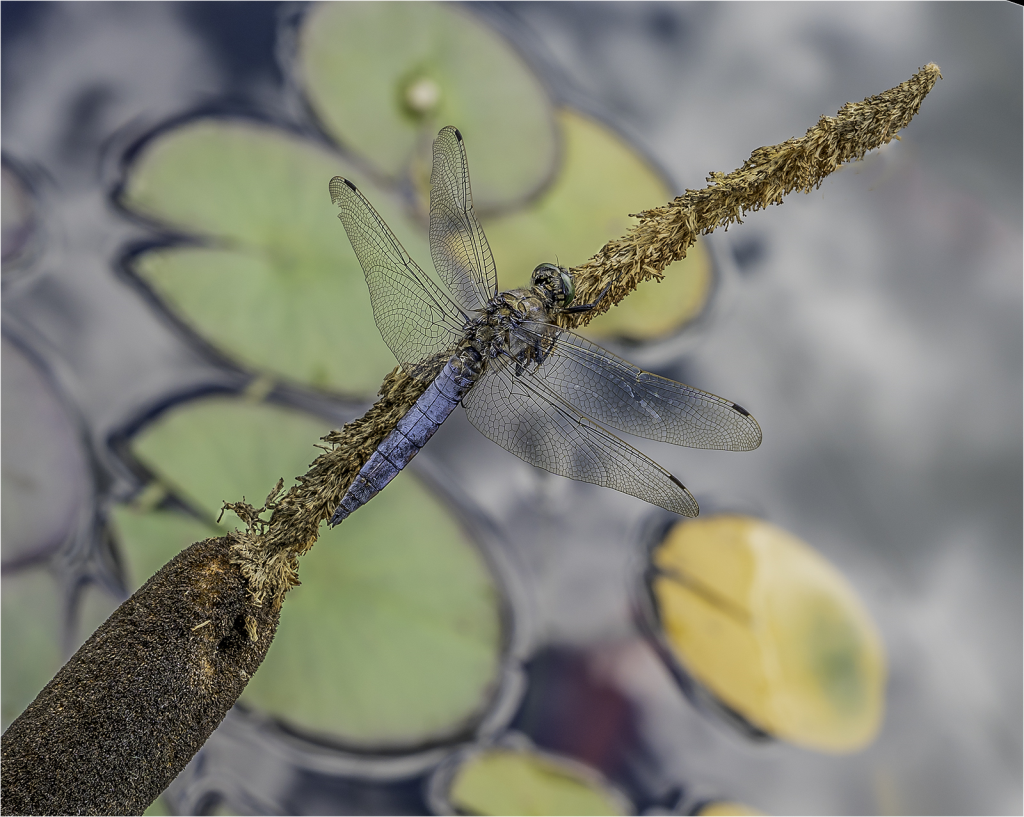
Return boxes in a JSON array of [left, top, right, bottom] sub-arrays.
[[1, 338, 89, 568], [2, 2, 1021, 816]]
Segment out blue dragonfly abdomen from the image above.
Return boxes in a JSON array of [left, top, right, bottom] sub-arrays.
[[329, 349, 481, 526]]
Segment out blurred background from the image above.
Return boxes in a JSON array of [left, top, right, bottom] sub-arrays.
[[2, 3, 1020, 815]]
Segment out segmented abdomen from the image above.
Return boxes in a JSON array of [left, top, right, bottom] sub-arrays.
[[329, 355, 477, 526]]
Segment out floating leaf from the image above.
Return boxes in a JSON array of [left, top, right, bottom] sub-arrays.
[[447, 747, 628, 816], [697, 802, 764, 816], [241, 470, 502, 748], [122, 119, 416, 394], [73, 584, 119, 655], [483, 109, 711, 341], [143, 796, 173, 817], [298, 2, 556, 209], [650, 515, 885, 752], [129, 395, 330, 520], [112, 505, 217, 590], [1, 569, 63, 730], [122, 396, 505, 750]]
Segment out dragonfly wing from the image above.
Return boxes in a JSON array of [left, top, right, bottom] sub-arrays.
[[331, 176, 466, 375], [463, 355, 699, 517], [429, 126, 498, 312], [514, 321, 762, 451]]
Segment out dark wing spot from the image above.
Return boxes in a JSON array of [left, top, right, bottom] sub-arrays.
[[669, 474, 688, 490], [329, 176, 358, 205], [731, 403, 751, 417], [453, 127, 463, 141]]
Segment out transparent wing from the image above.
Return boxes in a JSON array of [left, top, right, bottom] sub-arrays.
[[513, 321, 762, 451], [330, 176, 466, 375], [429, 126, 498, 312], [463, 355, 699, 517]]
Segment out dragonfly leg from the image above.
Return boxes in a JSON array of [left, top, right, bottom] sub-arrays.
[[561, 279, 615, 314]]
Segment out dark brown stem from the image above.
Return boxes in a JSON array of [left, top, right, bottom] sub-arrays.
[[1, 537, 279, 815]]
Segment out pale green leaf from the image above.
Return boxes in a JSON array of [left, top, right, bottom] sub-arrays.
[[123, 396, 505, 749], [299, 2, 556, 209], [449, 748, 627, 816], [1, 570, 63, 730], [122, 120, 422, 394]]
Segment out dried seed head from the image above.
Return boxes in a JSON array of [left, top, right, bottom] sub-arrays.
[[232, 65, 941, 607]]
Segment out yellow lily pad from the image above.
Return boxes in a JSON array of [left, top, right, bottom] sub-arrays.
[[650, 515, 885, 753], [483, 109, 711, 341], [121, 119, 418, 395], [697, 802, 764, 816], [448, 747, 629, 816], [119, 396, 505, 750], [298, 2, 556, 210]]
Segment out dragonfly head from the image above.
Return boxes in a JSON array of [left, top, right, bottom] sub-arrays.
[[531, 263, 576, 309]]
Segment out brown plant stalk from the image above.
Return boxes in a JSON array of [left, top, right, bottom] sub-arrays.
[[1, 64, 940, 815], [236, 63, 941, 607]]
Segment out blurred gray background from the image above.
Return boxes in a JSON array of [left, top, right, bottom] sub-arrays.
[[3, 3, 1021, 814]]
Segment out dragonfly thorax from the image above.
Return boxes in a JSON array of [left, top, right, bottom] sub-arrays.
[[465, 287, 557, 366]]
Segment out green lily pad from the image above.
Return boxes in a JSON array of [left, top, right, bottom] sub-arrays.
[[483, 109, 712, 341], [73, 584, 120, 655], [143, 796, 173, 817], [2, 569, 63, 730], [241, 469, 502, 748], [111, 505, 218, 591], [121, 119, 421, 395], [121, 395, 505, 750], [129, 395, 330, 521], [447, 747, 628, 816], [298, 2, 556, 209]]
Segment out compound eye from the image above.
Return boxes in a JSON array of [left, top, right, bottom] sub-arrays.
[[557, 268, 575, 307]]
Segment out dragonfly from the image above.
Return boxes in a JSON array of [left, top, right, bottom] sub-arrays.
[[328, 126, 760, 526]]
